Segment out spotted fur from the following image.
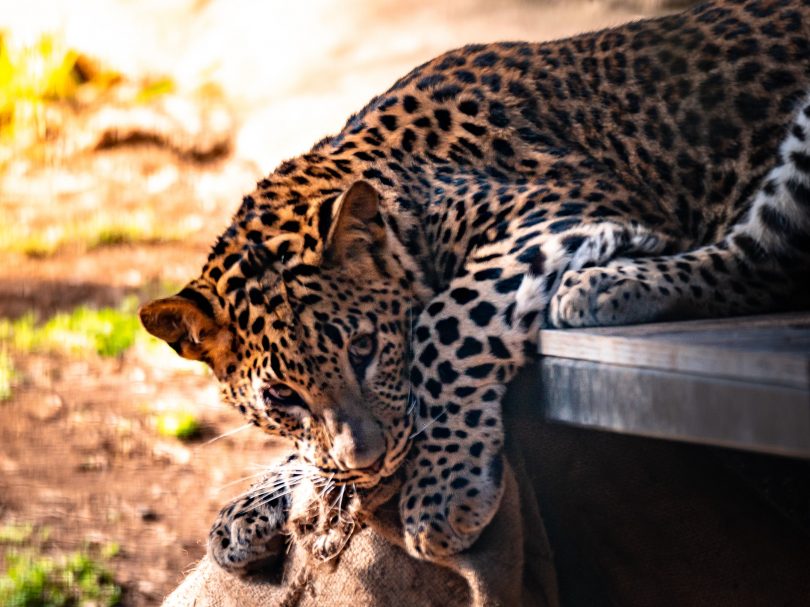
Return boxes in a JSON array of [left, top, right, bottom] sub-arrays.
[[142, 0, 810, 565]]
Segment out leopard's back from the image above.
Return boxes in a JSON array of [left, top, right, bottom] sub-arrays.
[[327, 0, 810, 248]]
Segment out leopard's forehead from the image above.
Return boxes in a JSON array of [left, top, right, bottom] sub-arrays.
[[202, 191, 334, 285], [189, 171, 343, 320], [189, 243, 406, 392]]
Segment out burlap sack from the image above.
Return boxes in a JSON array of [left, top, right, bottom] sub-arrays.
[[162, 462, 558, 607]]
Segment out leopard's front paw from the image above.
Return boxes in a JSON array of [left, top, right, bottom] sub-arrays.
[[400, 451, 504, 560], [208, 490, 290, 575], [310, 523, 355, 561], [550, 267, 656, 328], [291, 490, 356, 563]]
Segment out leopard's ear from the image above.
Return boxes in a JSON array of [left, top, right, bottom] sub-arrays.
[[323, 180, 386, 263], [139, 294, 233, 373]]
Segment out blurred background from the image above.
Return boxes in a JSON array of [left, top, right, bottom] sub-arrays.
[[0, 1, 693, 605]]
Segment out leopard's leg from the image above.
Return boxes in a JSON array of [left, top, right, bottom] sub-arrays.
[[208, 454, 302, 574], [399, 219, 664, 559], [402, 285, 515, 560], [551, 97, 810, 328]]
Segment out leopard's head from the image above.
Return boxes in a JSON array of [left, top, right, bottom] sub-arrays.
[[141, 177, 426, 488]]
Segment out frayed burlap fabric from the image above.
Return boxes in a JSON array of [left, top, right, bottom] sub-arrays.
[[162, 462, 559, 607], [161, 530, 476, 607]]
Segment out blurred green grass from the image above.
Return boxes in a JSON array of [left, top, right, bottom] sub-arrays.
[[0, 348, 14, 401], [0, 30, 176, 168], [0, 32, 82, 143], [0, 297, 142, 358], [0, 291, 210, 401], [0, 524, 35, 546], [155, 410, 202, 440], [0, 550, 121, 607], [0, 522, 122, 607], [0, 211, 195, 259]]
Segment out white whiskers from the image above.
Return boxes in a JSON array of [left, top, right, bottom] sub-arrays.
[[201, 423, 253, 446], [214, 469, 271, 493], [409, 405, 448, 439]]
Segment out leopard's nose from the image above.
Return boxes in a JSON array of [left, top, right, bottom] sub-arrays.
[[331, 417, 386, 470]]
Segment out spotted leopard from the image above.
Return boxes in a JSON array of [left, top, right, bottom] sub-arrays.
[[141, 0, 810, 568]]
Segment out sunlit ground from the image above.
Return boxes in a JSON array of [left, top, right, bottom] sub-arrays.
[[0, 1, 682, 604]]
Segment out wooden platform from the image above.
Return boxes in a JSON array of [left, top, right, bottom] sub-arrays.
[[529, 312, 810, 458]]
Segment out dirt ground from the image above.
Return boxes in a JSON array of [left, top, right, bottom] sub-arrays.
[[0, 1, 686, 604]]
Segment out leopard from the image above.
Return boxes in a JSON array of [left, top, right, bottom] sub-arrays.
[[140, 0, 810, 573]]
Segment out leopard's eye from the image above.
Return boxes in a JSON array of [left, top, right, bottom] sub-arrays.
[[262, 383, 306, 408], [349, 333, 375, 362]]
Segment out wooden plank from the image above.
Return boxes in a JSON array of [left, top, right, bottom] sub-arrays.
[[528, 357, 810, 459], [538, 312, 810, 390], [543, 311, 810, 338]]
